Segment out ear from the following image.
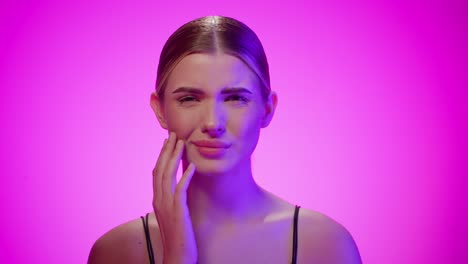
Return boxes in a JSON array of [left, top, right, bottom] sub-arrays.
[[150, 92, 168, 130], [261, 91, 278, 128]]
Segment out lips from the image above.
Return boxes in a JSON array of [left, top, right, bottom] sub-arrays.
[[192, 140, 231, 148], [192, 140, 231, 158]]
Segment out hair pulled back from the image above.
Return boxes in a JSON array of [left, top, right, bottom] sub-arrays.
[[156, 16, 271, 101]]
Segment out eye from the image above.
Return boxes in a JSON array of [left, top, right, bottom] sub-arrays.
[[225, 94, 250, 103], [177, 96, 199, 103]]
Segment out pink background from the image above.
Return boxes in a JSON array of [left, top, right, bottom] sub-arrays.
[[1, 0, 466, 263]]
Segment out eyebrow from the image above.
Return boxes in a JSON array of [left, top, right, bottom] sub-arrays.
[[172, 87, 253, 95]]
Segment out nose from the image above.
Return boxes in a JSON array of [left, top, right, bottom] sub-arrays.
[[201, 100, 226, 137]]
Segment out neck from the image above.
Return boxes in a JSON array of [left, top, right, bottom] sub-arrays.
[[184, 160, 268, 227]]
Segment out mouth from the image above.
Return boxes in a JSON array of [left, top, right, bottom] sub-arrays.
[[192, 140, 231, 158]]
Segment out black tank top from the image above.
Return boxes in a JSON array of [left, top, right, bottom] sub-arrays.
[[140, 205, 301, 264]]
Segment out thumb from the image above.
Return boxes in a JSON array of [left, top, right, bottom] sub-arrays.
[[175, 163, 196, 202]]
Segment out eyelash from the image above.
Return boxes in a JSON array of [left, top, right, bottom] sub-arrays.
[[226, 95, 250, 103], [178, 96, 197, 103], [177, 95, 250, 103]]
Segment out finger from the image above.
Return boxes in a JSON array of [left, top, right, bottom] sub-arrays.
[[175, 163, 196, 204], [152, 138, 167, 198], [152, 138, 167, 207], [157, 132, 177, 177], [153, 132, 176, 204], [162, 139, 184, 198]]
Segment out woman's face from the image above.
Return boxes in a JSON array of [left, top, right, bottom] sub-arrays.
[[151, 53, 276, 175]]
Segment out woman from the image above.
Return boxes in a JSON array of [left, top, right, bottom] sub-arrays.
[[88, 16, 361, 264]]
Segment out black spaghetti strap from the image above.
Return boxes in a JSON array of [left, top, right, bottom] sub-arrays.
[[140, 213, 155, 264], [141, 208, 299, 264], [291, 205, 300, 264]]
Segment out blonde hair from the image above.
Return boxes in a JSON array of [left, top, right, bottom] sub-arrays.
[[155, 16, 271, 101]]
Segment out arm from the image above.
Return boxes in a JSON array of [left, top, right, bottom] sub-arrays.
[[89, 133, 197, 264], [87, 222, 147, 264], [298, 210, 362, 264], [323, 223, 362, 264]]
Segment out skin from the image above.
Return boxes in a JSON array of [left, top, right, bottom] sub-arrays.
[[87, 53, 362, 264]]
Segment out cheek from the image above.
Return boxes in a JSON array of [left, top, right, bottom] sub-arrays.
[[165, 107, 199, 139], [230, 110, 262, 144]]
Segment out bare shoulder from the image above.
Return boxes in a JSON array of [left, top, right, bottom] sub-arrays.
[[297, 208, 362, 264], [87, 216, 149, 264]]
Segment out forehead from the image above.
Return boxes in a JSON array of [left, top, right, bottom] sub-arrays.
[[165, 53, 259, 93]]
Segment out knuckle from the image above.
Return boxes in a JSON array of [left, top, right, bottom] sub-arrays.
[[168, 155, 177, 163], [152, 196, 161, 207], [152, 166, 159, 175], [174, 186, 184, 196]]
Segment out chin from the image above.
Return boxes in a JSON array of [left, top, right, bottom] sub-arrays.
[[182, 151, 235, 177], [190, 158, 234, 176]]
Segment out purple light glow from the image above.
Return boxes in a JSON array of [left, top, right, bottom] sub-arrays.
[[1, 1, 466, 263]]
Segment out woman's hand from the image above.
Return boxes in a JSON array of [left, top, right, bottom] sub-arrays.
[[152, 132, 198, 264]]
